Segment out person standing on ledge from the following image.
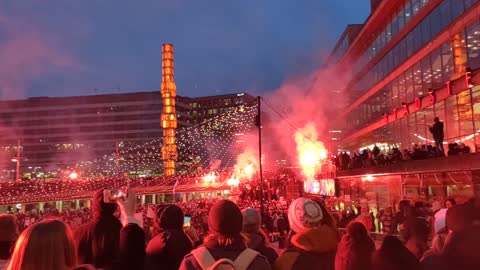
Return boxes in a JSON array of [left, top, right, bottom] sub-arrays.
[[429, 117, 444, 154]]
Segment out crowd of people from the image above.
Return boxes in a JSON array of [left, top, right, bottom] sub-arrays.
[[0, 187, 478, 270], [334, 142, 472, 171]]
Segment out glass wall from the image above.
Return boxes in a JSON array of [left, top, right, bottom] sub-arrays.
[[351, 0, 479, 94]]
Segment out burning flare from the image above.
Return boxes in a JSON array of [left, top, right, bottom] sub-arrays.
[[294, 123, 327, 180], [233, 147, 258, 180]]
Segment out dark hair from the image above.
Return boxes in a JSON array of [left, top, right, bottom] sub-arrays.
[[445, 198, 456, 206], [346, 222, 369, 241]]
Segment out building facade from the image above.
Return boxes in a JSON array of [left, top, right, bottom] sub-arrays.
[[323, 0, 480, 210], [334, 0, 480, 153], [0, 92, 191, 180]]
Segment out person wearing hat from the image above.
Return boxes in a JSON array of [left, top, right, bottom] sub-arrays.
[[145, 204, 193, 270], [274, 198, 338, 270], [74, 189, 123, 269], [241, 208, 278, 266], [180, 200, 270, 270], [0, 214, 19, 269]]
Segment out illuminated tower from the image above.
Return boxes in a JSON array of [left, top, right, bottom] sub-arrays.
[[161, 44, 177, 176]]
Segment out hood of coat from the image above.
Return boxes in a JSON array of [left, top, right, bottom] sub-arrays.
[[290, 225, 338, 254]]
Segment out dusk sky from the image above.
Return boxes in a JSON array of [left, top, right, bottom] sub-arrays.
[[0, 0, 370, 100]]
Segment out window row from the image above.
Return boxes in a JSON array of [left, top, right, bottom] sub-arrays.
[[345, 86, 480, 153], [352, 0, 479, 93], [346, 19, 480, 132]]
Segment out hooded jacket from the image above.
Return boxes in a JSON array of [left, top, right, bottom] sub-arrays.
[[335, 232, 375, 270], [145, 205, 193, 270], [74, 189, 123, 269], [179, 237, 270, 270], [242, 232, 278, 266], [273, 225, 338, 270]]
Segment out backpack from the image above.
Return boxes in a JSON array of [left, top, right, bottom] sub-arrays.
[[191, 247, 259, 270]]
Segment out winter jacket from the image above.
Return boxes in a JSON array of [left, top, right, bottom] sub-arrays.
[[179, 237, 270, 270], [335, 233, 375, 270], [145, 229, 193, 270], [74, 215, 123, 269], [242, 232, 278, 266], [116, 223, 145, 270], [421, 224, 480, 270], [273, 225, 338, 270]]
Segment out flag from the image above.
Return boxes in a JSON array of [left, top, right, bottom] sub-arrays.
[[173, 179, 179, 194]]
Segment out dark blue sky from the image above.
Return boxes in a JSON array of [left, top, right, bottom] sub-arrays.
[[0, 0, 369, 99]]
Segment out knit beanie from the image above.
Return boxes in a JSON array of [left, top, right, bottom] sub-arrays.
[[242, 208, 261, 233], [288, 198, 323, 234], [208, 200, 243, 237]]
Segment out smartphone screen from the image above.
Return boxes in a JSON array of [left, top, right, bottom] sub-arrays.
[[184, 215, 191, 228], [104, 188, 127, 203]]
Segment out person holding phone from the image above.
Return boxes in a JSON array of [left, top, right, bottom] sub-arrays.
[[74, 189, 123, 269], [145, 204, 194, 270]]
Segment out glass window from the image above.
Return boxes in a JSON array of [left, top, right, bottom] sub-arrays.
[[412, 0, 422, 16], [457, 89, 474, 139], [398, 73, 407, 104], [413, 62, 424, 96], [464, 0, 478, 10], [421, 15, 431, 46], [408, 113, 418, 145], [399, 40, 407, 65], [415, 110, 427, 145], [429, 7, 442, 38], [472, 86, 480, 151], [445, 95, 459, 141], [404, 1, 413, 23], [421, 55, 432, 90], [424, 104, 435, 143], [431, 48, 443, 89], [386, 22, 392, 44], [392, 80, 400, 109], [391, 15, 399, 37], [441, 42, 454, 81], [434, 100, 446, 141], [400, 117, 410, 148], [466, 20, 480, 70], [397, 7, 406, 31], [439, 0, 452, 30], [406, 31, 414, 57], [405, 68, 414, 101], [451, 0, 465, 19]]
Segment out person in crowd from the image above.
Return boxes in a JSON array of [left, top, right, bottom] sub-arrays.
[[145, 204, 193, 270], [274, 198, 338, 270], [74, 189, 123, 269], [354, 206, 374, 232], [421, 197, 480, 270], [429, 117, 444, 154], [400, 207, 430, 259], [377, 207, 393, 234], [421, 208, 448, 263], [390, 200, 411, 234], [372, 235, 420, 270], [7, 219, 82, 270], [335, 222, 375, 270], [241, 208, 278, 265], [0, 215, 19, 269], [180, 199, 270, 270], [445, 198, 456, 209], [116, 189, 146, 270]]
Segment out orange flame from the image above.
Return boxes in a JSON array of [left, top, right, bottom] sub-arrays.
[[294, 123, 327, 180]]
